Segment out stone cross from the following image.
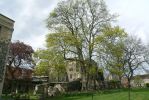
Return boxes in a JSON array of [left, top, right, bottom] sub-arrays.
[[0, 14, 14, 95]]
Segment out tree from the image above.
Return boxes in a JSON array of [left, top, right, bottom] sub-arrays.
[[34, 48, 67, 82], [7, 41, 34, 78], [3, 41, 34, 93], [46, 0, 115, 90], [34, 49, 50, 76], [96, 25, 127, 84], [84, 59, 104, 90], [122, 36, 148, 100], [133, 75, 143, 87], [96, 28, 148, 99]]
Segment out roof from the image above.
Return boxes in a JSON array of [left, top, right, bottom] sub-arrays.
[[0, 13, 15, 29], [32, 76, 49, 78], [133, 74, 149, 79], [0, 13, 15, 22], [32, 76, 49, 83]]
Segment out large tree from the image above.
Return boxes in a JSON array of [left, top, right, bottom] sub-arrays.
[[7, 41, 34, 78], [122, 36, 148, 100], [46, 0, 115, 90]]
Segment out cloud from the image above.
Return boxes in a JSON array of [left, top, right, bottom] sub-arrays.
[[1, 0, 149, 50], [0, 0, 59, 50], [106, 0, 149, 44]]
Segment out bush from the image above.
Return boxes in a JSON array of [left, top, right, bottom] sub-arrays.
[[146, 83, 149, 88], [67, 79, 82, 92], [107, 80, 121, 89]]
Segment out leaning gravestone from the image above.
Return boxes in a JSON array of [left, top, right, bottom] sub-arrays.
[[0, 14, 14, 95]]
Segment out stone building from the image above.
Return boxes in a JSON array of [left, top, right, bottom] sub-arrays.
[[49, 61, 81, 82], [5, 66, 33, 79], [3, 67, 34, 94], [124, 74, 149, 87], [66, 61, 81, 82], [0, 14, 14, 95]]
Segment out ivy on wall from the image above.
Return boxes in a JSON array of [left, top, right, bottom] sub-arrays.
[[0, 40, 9, 81]]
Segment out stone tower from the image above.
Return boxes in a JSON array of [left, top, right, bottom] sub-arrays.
[[0, 14, 14, 95]]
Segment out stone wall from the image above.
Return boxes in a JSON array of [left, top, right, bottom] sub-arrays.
[[66, 61, 81, 82], [0, 14, 14, 95]]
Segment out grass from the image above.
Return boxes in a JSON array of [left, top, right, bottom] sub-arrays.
[[47, 88, 149, 100], [1, 88, 149, 100]]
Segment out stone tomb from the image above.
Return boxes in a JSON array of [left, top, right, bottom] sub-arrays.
[[0, 14, 14, 95]]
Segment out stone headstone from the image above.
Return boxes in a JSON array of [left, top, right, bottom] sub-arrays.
[[0, 14, 14, 95]]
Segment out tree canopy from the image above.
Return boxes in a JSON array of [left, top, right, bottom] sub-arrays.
[[6, 41, 34, 79], [46, 0, 116, 89]]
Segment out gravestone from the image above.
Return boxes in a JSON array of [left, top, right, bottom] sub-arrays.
[[0, 14, 14, 95]]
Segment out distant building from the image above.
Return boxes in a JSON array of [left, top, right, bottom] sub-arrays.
[[66, 59, 104, 90], [106, 74, 119, 81], [5, 66, 33, 80], [131, 74, 149, 87], [66, 61, 81, 82], [3, 66, 34, 94], [48, 60, 81, 82], [115, 74, 149, 88]]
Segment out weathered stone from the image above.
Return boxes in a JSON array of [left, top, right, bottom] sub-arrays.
[[48, 84, 65, 97], [0, 14, 14, 95]]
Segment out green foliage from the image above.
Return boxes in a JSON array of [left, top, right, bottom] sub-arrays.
[[46, 0, 115, 83], [107, 80, 121, 89], [145, 83, 149, 88], [34, 48, 66, 81], [96, 25, 127, 79], [84, 59, 99, 75], [50, 10, 58, 18], [134, 76, 144, 87]]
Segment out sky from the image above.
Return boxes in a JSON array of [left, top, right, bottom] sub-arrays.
[[0, 0, 149, 50]]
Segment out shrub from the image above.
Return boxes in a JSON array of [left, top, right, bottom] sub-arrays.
[[107, 80, 121, 89], [67, 79, 82, 92], [146, 83, 149, 88]]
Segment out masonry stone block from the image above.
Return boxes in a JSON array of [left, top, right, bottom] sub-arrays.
[[0, 14, 14, 95]]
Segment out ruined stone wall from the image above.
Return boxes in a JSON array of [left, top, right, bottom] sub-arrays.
[[0, 14, 14, 95]]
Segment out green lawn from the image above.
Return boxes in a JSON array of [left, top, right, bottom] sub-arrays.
[[2, 88, 149, 100], [48, 89, 149, 100]]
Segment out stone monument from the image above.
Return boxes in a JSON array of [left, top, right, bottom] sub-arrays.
[[0, 14, 14, 95]]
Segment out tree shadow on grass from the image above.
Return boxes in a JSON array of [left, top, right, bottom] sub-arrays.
[[47, 96, 85, 100]]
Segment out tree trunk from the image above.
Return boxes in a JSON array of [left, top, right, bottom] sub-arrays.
[[57, 71, 60, 82], [81, 74, 86, 91], [76, 47, 86, 91], [93, 77, 96, 90], [118, 76, 122, 88], [86, 73, 89, 90], [128, 79, 131, 100]]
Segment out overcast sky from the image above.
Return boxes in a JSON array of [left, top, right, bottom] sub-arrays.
[[0, 0, 149, 50]]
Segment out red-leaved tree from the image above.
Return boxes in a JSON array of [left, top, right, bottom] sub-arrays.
[[7, 41, 34, 78]]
